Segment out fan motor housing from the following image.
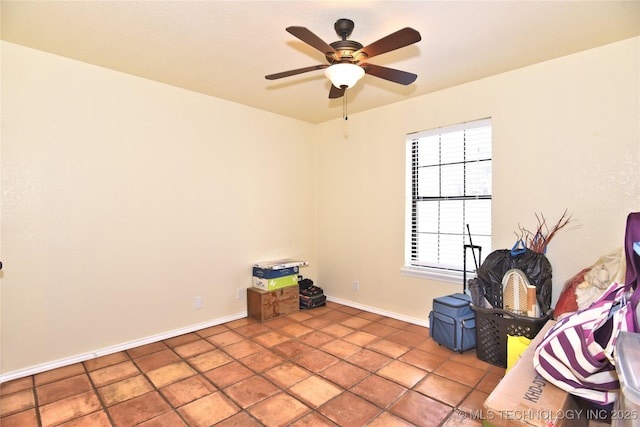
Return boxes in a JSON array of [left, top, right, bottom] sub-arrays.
[[327, 18, 366, 64], [327, 40, 364, 63]]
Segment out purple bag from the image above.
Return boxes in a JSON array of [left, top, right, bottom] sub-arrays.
[[623, 212, 640, 321], [532, 212, 640, 405]]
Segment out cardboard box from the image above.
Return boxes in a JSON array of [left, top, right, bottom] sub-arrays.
[[483, 320, 589, 427], [252, 274, 298, 291], [252, 265, 299, 279], [247, 285, 299, 322], [253, 259, 308, 270]]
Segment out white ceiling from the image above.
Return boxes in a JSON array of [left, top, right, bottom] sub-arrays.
[[2, 1, 639, 124]]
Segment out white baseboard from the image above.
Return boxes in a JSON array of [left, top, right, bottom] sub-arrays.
[[0, 311, 247, 384], [326, 296, 430, 328], [1, 297, 430, 384]]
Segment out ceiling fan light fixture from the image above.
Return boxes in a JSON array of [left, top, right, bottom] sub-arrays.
[[324, 63, 364, 89]]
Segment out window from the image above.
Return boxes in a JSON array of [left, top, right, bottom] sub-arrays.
[[403, 119, 492, 282]]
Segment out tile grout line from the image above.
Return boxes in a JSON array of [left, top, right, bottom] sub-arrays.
[[82, 355, 118, 427], [129, 341, 193, 427], [31, 375, 43, 427]]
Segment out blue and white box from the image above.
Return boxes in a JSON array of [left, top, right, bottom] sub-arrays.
[[253, 265, 299, 279]]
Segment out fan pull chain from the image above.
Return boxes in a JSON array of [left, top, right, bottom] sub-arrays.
[[343, 87, 348, 120]]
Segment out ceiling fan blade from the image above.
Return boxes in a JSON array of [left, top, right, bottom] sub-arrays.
[[328, 85, 345, 99], [362, 63, 417, 85], [286, 26, 338, 57], [265, 64, 328, 80], [356, 27, 421, 60]]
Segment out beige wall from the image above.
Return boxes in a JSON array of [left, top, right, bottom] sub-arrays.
[[1, 42, 316, 375], [315, 37, 640, 322], [2, 37, 639, 378]]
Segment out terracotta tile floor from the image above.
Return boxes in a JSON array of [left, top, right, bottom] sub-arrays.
[[0, 301, 504, 426]]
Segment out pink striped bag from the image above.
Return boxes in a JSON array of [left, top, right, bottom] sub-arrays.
[[532, 212, 640, 405]]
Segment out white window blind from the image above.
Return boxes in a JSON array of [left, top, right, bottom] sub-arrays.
[[405, 119, 492, 278]]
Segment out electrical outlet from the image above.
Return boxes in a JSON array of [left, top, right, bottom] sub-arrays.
[[353, 281, 359, 292], [193, 296, 202, 310], [236, 288, 246, 300]]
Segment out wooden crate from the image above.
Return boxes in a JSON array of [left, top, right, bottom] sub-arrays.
[[247, 285, 299, 322]]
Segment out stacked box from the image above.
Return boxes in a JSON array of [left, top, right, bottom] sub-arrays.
[[253, 259, 308, 270], [252, 265, 299, 279], [247, 286, 299, 322], [252, 259, 307, 291], [252, 274, 298, 291]]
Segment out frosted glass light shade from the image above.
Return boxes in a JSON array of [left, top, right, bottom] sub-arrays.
[[324, 63, 365, 89]]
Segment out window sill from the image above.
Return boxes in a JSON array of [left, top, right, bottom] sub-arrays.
[[400, 266, 465, 285]]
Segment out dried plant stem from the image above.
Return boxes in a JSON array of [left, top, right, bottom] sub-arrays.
[[514, 209, 576, 253]]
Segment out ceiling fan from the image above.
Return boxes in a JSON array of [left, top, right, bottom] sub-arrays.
[[265, 19, 421, 99]]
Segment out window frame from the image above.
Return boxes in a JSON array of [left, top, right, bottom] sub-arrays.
[[402, 118, 492, 283]]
